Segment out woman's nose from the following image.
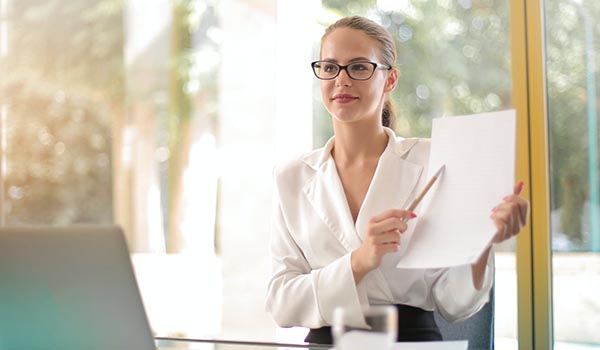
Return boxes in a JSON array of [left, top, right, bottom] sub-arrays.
[[335, 68, 353, 87]]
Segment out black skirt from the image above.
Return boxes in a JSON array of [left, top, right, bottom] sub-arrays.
[[304, 304, 442, 345]]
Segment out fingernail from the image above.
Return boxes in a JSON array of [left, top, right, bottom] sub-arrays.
[[410, 213, 417, 218], [503, 196, 510, 201], [519, 181, 524, 188], [492, 207, 497, 212]]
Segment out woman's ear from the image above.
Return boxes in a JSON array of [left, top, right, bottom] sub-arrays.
[[384, 68, 399, 93]]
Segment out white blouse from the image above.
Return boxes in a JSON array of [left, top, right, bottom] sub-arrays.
[[265, 127, 493, 329]]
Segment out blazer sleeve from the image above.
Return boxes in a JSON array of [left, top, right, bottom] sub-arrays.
[[265, 176, 369, 329], [427, 247, 495, 323]]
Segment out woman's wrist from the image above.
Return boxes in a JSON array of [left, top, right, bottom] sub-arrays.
[[351, 249, 370, 284]]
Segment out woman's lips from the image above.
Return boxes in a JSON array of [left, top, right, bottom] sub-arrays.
[[332, 94, 358, 103]]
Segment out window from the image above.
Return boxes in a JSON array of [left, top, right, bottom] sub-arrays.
[[545, 0, 600, 347]]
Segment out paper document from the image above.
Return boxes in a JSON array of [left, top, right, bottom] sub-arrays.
[[393, 340, 469, 350], [396, 110, 516, 268], [393, 340, 468, 350]]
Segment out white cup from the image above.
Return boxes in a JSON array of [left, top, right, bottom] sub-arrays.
[[333, 305, 398, 350]]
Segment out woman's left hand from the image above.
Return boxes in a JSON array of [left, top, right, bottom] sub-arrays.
[[490, 182, 530, 243]]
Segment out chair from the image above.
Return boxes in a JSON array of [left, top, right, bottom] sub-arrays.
[[434, 286, 495, 350]]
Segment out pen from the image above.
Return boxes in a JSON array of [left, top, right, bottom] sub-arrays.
[[404, 164, 446, 214]]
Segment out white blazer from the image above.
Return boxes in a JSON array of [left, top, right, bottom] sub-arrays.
[[266, 127, 493, 329]]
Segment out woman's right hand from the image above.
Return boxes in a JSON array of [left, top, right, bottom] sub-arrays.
[[351, 209, 416, 283]]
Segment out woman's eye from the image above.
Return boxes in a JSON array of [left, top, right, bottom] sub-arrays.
[[323, 64, 338, 72], [350, 63, 369, 71]]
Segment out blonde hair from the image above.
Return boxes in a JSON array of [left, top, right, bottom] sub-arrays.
[[322, 16, 397, 130]]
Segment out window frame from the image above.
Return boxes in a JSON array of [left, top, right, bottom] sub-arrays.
[[510, 0, 553, 349]]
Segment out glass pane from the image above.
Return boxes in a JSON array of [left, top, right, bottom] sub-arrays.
[[546, 0, 600, 348], [0, 0, 118, 225]]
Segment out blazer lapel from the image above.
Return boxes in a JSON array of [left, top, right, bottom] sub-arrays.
[[302, 141, 363, 252]]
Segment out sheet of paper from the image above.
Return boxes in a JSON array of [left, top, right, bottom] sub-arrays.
[[396, 110, 516, 268], [393, 340, 468, 350]]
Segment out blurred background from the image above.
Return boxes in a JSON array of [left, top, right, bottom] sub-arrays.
[[0, 0, 598, 348]]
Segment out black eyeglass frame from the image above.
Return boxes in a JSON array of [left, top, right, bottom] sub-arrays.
[[310, 60, 392, 81]]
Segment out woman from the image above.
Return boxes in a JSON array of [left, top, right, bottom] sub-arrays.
[[265, 15, 528, 345]]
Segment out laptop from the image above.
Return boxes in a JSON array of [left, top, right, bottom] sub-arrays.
[[0, 225, 156, 350]]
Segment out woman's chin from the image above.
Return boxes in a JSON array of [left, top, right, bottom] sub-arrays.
[[330, 110, 361, 123]]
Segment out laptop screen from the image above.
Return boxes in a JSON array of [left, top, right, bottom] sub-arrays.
[[0, 225, 156, 350]]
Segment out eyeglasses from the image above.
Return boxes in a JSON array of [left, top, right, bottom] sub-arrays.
[[311, 60, 392, 81]]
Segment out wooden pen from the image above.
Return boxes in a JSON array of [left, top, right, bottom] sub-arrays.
[[405, 164, 446, 213]]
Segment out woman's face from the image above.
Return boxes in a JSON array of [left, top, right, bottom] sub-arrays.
[[319, 27, 396, 126]]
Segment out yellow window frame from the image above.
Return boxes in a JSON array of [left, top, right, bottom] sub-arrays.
[[510, 0, 553, 349]]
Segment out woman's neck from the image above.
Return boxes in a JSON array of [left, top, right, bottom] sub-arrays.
[[331, 120, 388, 165]]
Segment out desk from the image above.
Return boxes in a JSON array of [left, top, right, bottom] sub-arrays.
[[156, 337, 331, 349], [155, 337, 475, 350]]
